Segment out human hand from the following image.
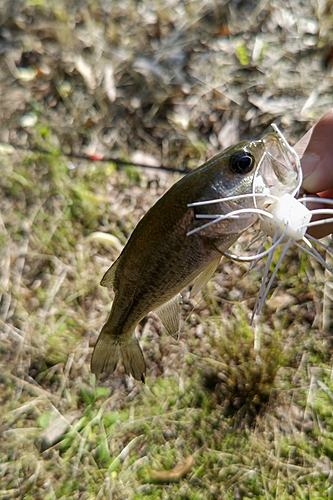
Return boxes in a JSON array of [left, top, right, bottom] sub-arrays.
[[293, 108, 333, 238]]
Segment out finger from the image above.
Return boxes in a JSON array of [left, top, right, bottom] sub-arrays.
[[302, 191, 333, 239], [294, 108, 333, 194], [306, 221, 333, 239], [306, 212, 333, 239]]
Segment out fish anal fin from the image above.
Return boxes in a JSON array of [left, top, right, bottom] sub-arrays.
[[155, 294, 182, 339], [100, 260, 119, 288], [190, 257, 221, 298]]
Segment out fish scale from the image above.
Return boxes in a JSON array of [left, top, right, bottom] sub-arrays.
[[91, 134, 293, 382]]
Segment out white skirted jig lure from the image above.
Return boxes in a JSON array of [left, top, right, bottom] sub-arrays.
[[188, 124, 333, 321]]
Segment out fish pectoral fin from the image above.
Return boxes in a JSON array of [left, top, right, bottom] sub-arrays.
[[155, 294, 182, 339], [100, 259, 119, 288], [190, 257, 221, 298]]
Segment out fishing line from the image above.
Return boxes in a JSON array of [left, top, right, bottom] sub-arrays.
[[0, 142, 191, 174]]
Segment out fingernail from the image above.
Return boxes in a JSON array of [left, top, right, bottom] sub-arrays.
[[301, 152, 321, 177]]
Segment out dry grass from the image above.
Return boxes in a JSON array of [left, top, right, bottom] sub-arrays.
[[1, 0, 333, 498]]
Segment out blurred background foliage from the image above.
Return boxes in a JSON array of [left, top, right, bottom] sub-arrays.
[[1, 0, 333, 498]]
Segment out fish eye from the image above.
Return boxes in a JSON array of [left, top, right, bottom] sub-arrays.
[[229, 152, 255, 174]]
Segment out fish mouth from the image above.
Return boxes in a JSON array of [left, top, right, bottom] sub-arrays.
[[187, 125, 303, 237], [252, 127, 302, 208]]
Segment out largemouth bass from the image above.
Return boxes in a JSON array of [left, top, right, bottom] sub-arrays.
[[91, 132, 300, 381]]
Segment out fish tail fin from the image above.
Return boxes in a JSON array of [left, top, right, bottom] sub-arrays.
[[91, 325, 146, 382]]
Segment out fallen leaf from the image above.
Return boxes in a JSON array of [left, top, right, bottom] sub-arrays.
[[104, 63, 117, 103], [266, 292, 296, 310], [87, 232, 123, 252], [75, 55, 96, 91], [15, 66, 37, 82], [148, 455, 194, 483], [39, 411, 80, 451], [130, 150, 161, 167]]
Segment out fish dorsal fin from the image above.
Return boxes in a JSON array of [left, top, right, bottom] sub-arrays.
[[100, 260, 119, 288], [190, 257, 221, 298], [155, 294, 182, 339]]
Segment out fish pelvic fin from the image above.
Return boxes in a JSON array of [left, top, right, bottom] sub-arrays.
[[190, 257, 221, 298], [91, 326, 146, 382]]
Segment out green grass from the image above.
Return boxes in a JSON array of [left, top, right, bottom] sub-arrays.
[[2, 148, 331, 497]]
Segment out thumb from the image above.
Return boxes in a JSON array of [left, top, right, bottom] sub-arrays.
[[294, 108, 333, 194]]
